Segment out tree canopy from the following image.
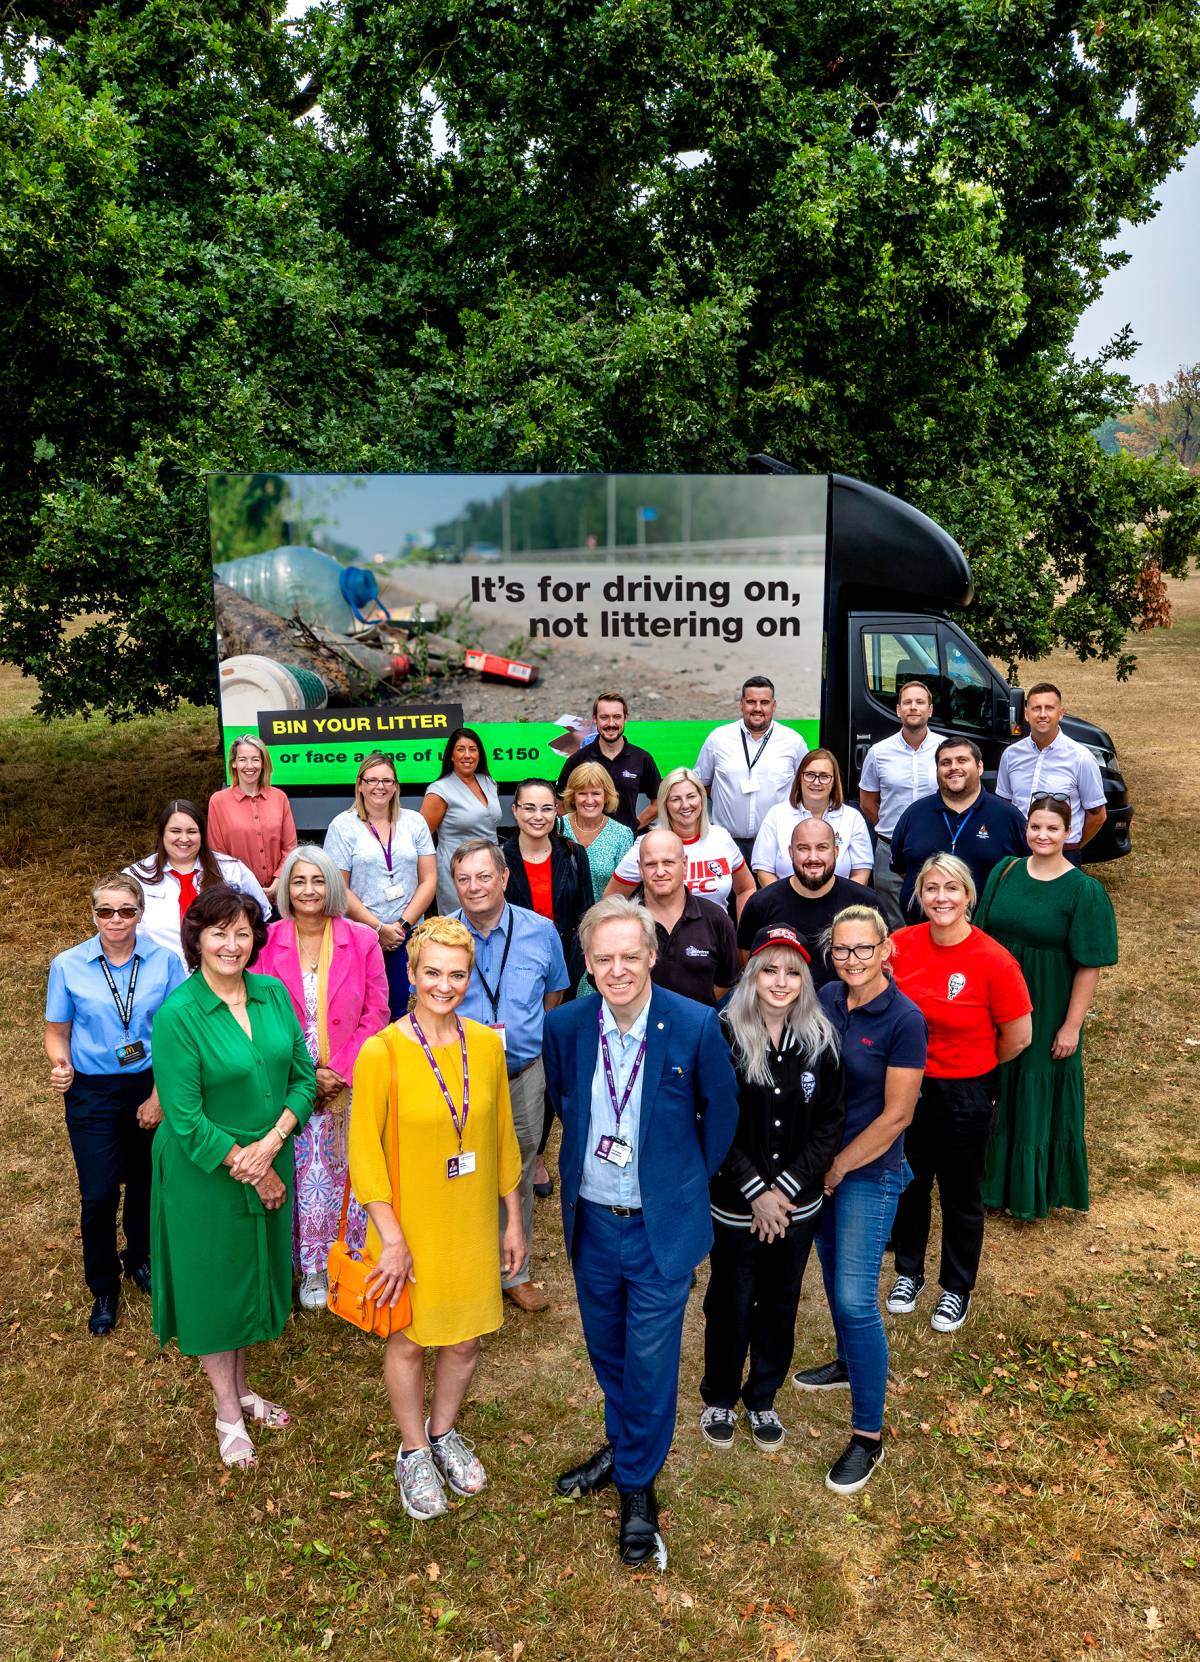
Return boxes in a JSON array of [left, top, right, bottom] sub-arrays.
[[3, 0, 1199, 718]]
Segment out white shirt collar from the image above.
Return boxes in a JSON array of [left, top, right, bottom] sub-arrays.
[[601, 990, 653, 1044]]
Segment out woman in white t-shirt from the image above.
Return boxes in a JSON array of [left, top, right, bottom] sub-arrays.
[[607, 766, 756, 918], [751, 750, 873, 886], [324, 752, 437, 1019]]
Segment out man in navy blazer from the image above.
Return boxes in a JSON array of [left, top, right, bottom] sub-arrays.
[[542, 895, 739, 1567]]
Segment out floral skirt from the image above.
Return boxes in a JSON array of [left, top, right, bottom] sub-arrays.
[[293, 1102, 367, 1274]]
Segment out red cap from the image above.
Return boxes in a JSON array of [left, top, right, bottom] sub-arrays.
[[747, 925, 811, 964]]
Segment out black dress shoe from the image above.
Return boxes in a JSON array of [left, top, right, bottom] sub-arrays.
[[555, 1444, 615, 1498], [125, 1261, 152, 1296], [619, 1485, 663, 1567], [88, 1293, 119, 1336]]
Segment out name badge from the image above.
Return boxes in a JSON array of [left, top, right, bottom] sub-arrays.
[[115, 1040, 147, 1068], [490, 1023, 507, 1050], [447, 1151, 476, 1179], [384, 881, 408, 902], [741, 776, 759, 795], [594, 1134, 633, 1167]]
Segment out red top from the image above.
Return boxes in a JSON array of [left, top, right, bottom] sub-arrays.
[[523, 855, 555, 920], [891, 924, 1031, 1078]]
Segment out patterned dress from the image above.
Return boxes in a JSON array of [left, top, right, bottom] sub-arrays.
[[561, 814, 636, 902], [292, 967, 366, 1272]]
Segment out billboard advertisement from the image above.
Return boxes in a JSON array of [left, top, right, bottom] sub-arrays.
[[207, 472, 827, 788]]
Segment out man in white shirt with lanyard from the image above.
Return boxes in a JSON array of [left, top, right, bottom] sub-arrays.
[[694, 676, 808, 863], [858, 680, 944, 901], [996, 681, 1107, 859]]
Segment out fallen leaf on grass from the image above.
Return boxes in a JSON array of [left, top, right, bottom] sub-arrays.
[[512, 1644, 525, 1662], [328, 1490, 352, 1500], [426, 1562, 440, 1581], [1145, 1607, 1164, 1631], [1082, 1633, 1098, 1647]]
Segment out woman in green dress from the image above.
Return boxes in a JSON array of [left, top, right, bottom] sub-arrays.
[[151, 885, 316, 1468], [975, 795, 1117, 1221]]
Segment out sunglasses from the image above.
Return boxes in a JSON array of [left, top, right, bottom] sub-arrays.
[[94, 905, 140, 920]]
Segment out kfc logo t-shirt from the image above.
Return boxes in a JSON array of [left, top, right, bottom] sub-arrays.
[[614, 825, 745, 908]]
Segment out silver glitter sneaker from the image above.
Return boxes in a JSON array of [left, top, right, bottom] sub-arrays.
[[426, 1421, 487, 1496], [394, 1446, 449, 1520]]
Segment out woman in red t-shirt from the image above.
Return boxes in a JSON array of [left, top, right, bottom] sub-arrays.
[[887, 853, 1031, 1334]]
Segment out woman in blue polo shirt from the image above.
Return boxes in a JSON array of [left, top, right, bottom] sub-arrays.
[[44, 873, 187, 1338], [794, 904, 926, 1494]]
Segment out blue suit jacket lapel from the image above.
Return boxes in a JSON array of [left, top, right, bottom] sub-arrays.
[[635, 992, 670, 1156]]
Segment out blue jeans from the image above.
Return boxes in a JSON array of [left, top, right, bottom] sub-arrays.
[[815, 1164, 910, 1435]]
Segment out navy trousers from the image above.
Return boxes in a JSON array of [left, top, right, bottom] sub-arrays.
[[64, 1070, 156, 1297], [383, 943, 411, 1020], [572, 1199, 693, 1492]]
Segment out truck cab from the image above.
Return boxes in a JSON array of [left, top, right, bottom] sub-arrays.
[[822, 474, 1133, 862]]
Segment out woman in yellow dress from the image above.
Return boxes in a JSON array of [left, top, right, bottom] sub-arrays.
[[350, 917, 523, 1521]]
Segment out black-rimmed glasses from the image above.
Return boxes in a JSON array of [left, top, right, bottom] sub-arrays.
[[830, 943, 881, 962]]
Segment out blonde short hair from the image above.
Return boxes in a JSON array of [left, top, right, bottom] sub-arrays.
[[91, 872, 145, 911], [228, 733, 273, 787], [914, 851, 977, 911], [655, 766, 711, 839], [578, 896, 657, 961], [406, 915, 475, 978], [561, 761, 618, 817]]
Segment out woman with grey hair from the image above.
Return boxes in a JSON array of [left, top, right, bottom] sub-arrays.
[[699, 924, 845, 1453], [257, 844, 390, 1308]]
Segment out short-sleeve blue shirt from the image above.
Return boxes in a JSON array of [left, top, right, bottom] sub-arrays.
[[45, 935, 187, 1075], [818, 978, 927, 1175], [451, 903, 569, 1076]]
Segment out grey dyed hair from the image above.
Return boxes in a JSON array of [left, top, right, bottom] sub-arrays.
[[275, 844, 349, 919], [578, 895, 657, 961], [722, 945, 839, 1086], [449, 838, 508, 876]]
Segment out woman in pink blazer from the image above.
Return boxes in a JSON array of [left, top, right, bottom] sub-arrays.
[[258, 845, 390, 1310]]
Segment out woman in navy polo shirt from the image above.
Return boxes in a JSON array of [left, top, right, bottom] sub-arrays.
[[793, 904, 926, 1494]]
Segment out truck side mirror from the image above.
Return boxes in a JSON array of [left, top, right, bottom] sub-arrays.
[[1009, 685, 1025, 736]]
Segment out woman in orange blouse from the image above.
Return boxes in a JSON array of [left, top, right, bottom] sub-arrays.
[[207, 736, 299, 904]]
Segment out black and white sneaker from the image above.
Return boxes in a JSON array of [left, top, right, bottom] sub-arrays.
[[930, 1290, 971, 1333], [699, 1406, 737, 1448], [747, 1409, 786, 1450], [825, 1437, 884, 1495], [885, 1274, 925, 1315], [792, 1358, 850, 1392]]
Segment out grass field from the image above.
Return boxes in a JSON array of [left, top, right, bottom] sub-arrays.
[[1, 590, 1198, 1662]]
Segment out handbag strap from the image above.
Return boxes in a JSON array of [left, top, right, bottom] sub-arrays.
[[335, 1027, 402, 1244]]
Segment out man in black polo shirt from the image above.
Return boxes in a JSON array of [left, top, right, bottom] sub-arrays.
[[736, 820, 895, 990], [891, 737, 1027, 917], [556, 691, 662, 833], [631, 830, 738, 1006]]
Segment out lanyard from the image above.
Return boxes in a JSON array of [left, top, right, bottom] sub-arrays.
[[740, 726, 772, 776], [598, 1007, 647, 1134], [368, 821, 394, 872], [941, 802, 979, 853], [97, 953, 140, 1036], [410, 1015, 470, 1150], [473, 916, 514, 1022]]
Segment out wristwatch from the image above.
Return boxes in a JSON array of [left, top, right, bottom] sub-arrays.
[[273, 1118, 292, 1141]]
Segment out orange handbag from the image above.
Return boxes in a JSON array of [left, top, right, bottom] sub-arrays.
[[327, 1028, 413, 1338]]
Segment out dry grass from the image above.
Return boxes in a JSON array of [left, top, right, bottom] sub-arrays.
[[1, 596, 1199, 1662]]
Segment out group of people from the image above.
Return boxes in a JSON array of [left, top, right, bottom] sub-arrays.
[[43, 673, 1118, 1568]]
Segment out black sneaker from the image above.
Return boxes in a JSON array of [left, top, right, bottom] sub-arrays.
[[699, 1406, 737, 1448], [747, 1409, 786, 1450], [885, 1273, 925, 1315], [825, 1438, 884, 1495], [792, 1357, 850, 1392], [931, 1290, 971, 1333]]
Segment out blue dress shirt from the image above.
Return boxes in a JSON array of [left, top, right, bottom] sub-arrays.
[[46, 935, 187, 1075], [579, 995, 652, 1209], [452, 903, 569, 1076]]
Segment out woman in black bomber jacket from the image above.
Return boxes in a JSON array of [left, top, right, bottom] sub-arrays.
[[699, 923, 845, 1453]]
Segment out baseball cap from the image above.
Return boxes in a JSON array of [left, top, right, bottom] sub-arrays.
[[747, 925, 810, 964]]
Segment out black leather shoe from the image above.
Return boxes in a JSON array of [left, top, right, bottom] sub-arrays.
[[619, 1485, 663, 1568], [554, 1444, 615, 1498], [125, 1261, 152, 1296], [88, 1293, 119, 1336]]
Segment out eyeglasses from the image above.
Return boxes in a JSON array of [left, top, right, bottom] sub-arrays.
[[802, 771, 834, 785], [361, 777, 396, 790], [94, 905, 140, 920], [830, 943, 881, 962]]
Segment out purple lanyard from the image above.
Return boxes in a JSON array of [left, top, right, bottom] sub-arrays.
[[410, 1015, 470, 1150], [368, 821, 394, 872], [598, 1007, 647, 1134]]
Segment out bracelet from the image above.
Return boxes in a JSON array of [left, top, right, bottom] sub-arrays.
[[374, 921, 385, 936], [273, 1120, 291, 1141]]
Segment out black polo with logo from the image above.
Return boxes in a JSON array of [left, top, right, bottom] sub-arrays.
[[632, 884, 739, 1007], [556, 737, 662, 832]]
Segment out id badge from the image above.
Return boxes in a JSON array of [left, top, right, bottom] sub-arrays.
[[594, 1134, 633, 1167], [490, 1023, 507, 1050], [741, 776, 759, 795], [115, 1040, 147, 1069], [447, 1151, 476, 1179], [384, 881, 408, 902]]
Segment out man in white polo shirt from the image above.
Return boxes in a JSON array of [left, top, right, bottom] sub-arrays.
[[694, 676, 808, 863], [858, 681, 944, 901], [996, 682, 1106, 857]]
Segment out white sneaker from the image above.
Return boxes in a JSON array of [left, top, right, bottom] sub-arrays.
[[299, 1271, 328, 1311], [395, 1446, 449, 1520]]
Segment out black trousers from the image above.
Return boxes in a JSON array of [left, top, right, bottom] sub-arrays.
[[891, 1072, 998, 1295], [700, 1212, 821, 1412], [64, 1070, 156, 1297]]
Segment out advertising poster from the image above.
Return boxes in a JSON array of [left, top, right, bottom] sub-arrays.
[[207, 472, 827, 790]]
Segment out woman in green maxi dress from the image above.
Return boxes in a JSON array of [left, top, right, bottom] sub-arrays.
[[975, 796, 1117, 1221], [151, 886, 315, 1468]]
